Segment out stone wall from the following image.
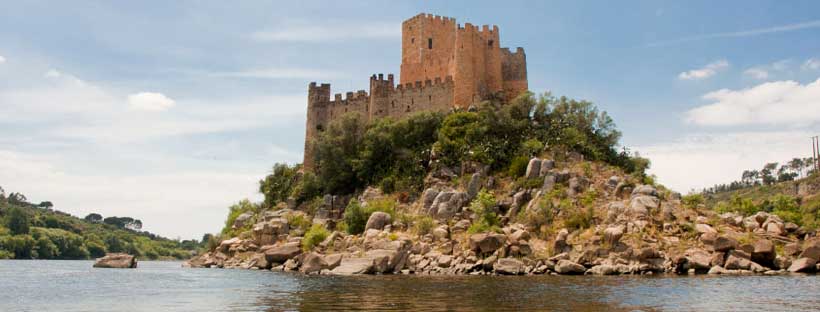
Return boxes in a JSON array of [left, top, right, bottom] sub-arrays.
[[303, 13, 528, 170]]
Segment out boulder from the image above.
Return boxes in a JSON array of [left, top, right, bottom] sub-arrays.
[[365, 212, 392, 231], [695, 223, 717, 234], [603, 226, 624, 244], [554, 170, 571, 184], [751, 239, 775, 266], [467, 173, 482, 199], [525, 158, 542, 179], [451, 219, 471, 233], [494, 258, 525, 275], [322, 254, 343, 270], [253, 218, 289, 245], [567, 176, 588, 196], [299, 252, 324, 274], [713, 236, 738, 252], [724, 251, 752, 270], [765, 222, 784, 236], [686, 249, 712, 270], [264, 244, 302, 264], [629, 195, 659, 219], [93, 253, 137, 269], [606, 202, 626, 223], [509, 229, 531, 242], [787, 257, 818, 273], [469, 233, 506, 255], [539, 160, 555, 177], [508, 190, 530, 217], [232, 212, 254, 229], [554, 260, 586, 274], [432, 225, 450, 241], [421, 188, 439, 210], [607, 176, 621, 189], [586, 264, 618, 275], [429, 191, 469, 219], [631, 185, 658, 197], [798, 241, 820, 261]]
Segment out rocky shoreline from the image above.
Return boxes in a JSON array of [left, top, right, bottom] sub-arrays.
[[186, 159, 820, 277]]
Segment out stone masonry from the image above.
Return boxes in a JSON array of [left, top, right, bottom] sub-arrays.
[[303, 13, 528, 170]]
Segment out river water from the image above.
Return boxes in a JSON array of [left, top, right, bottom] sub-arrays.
[[1, 260, 818, 311]]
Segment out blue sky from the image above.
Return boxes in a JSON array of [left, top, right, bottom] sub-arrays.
[[2, 1, 820, 239]]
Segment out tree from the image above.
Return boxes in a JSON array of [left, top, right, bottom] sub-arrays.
[[6, 207, 30, 235], [37, 201, 54, 209], [8, 192, 28, 205], [84, 213, 103, 223], [789, 158, 805, 178], [761, 162, 778, 185], [259, 163, 301, 208]]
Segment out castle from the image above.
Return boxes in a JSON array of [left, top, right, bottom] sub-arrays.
[[304, 13, 528, 170]]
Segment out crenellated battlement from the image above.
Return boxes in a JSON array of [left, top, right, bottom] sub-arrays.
[[304, 13, 528, 170]]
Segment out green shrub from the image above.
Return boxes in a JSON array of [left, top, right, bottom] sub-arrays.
[[413, 216, 435, 236], [221, 199, 259, 235], [301, 224, 329, 251], [564, 206, 594, 230], [681, 193, 704, 209], [508, 156, 530, 178], [467, 190, 501, 234], [343, 200, 369, 235], [285, 213, 312, 232]]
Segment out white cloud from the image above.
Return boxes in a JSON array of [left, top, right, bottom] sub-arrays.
[[743, 59, 791, 80], [128, 92, 176, 111], [647, 19, 820, 47], [685, 78, 820, 126], [640, 131, 811, 193], [678, 60, 729, 80], [209, 67, 346, 79], [250, 21, 399, 42], [803, 58, 820, 71], [0, 55, 6, 64], [743, 68, 769, 80]]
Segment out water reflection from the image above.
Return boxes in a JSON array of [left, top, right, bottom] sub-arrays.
[[257, 274, 654, 311], [1, 261, 818, 312]]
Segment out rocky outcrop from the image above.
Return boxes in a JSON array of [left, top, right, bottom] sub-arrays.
[[93, 253, 137, 269], [365, 212, 392, 231]]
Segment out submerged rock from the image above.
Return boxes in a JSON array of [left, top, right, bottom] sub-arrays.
[[93, 253, 137, 269]]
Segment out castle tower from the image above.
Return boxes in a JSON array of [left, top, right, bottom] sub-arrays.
[[302, 13, 527, 170], [400, 13, 525, 107]]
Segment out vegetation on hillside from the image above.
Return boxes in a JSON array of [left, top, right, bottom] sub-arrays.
[[0, 186, 199, 260], [693, 159, 820, 231], [252, 92, 649, 213]]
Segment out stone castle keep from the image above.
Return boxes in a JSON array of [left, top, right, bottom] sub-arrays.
[[304, 13, 528, 169]]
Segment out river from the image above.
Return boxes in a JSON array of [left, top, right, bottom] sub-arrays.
[[1, 260, 818, 311]]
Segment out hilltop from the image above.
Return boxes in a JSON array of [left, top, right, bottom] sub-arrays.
[[188, 92, 820, 275]]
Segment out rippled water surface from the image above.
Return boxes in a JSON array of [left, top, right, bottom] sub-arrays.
[[1, 260, 819, 311]]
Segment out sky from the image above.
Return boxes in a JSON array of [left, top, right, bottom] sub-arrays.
[[2, 1, 820, 239]]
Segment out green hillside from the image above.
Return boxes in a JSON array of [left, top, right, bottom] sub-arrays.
[[0, 187, 200, 260]]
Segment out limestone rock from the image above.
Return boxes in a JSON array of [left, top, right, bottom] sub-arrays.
[[494, 258, 525, 275], [421, 188, 439, 210], [603, 226, 624, 244], [467, 173, 482, 199], [429, 191, 469, 219], [469, 233, 506, 255], [93, 253, 137, 269], [300, 252, 324, 274], [695, 223, 717, 234], [525, 158, 542, 179], [787, 257, 818, 273], [798, 241, 820, 261], [751, 239, 775, 266], [713, 236, 738, 252], [365, 212, 392, 231], [264, 244, 302, 264], [232, 212, 254, 229], [554, 260, 586, 274]]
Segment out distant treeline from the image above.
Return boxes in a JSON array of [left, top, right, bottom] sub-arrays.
[[0, 186, 201, 260], [701, 158, 814, 194]]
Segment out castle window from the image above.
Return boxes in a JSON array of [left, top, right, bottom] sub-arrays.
[[429, 95, 432, 101], [488, 40, 494, 47], [428, 38, 433, 49], [316, 124, 324, 132], [406, 105, 411, 112], [411, 38, 415, 43]]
